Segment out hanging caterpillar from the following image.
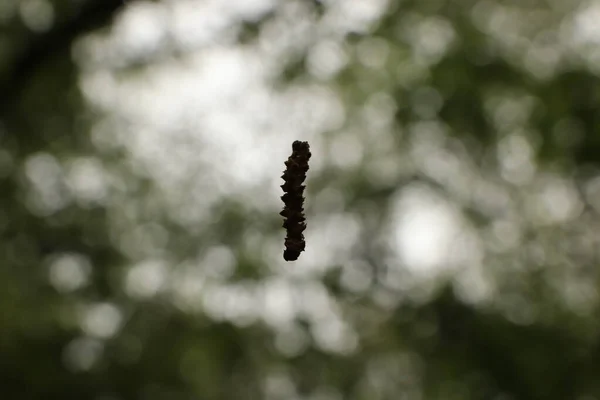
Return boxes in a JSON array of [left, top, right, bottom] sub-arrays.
[[280, 140, 311, 261]]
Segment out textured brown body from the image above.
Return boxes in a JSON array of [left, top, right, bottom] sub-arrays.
[[280, 140, 311, 261]]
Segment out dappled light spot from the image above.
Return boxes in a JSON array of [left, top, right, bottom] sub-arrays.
[[325, 0, 389, 35], [356, 36, 390, 69], [329, 133, 363, 169], [497, 133, 536, 185], [403, 15, 456, 66], [392, 185, 462, 274], [340, 260, 373, 294], [170, 263, 206, 313], [302, 213, 361, 274], [487, 219, 523, 253], [526, 175, 583, 225], [523, 30, 562, 80], [112, 1, 167, 60], [119, 223, 170, 259], [47, 252, 92, 293], [265, 277, 361, 355], [202, 282, 261, 326], [572, 2, 600, 46], [280, 84, 346, 135], [24, 152, 71, 216], [19, 0, 53, 33], [261, 277, 296, 329], [62, 337, 104, 372], [366, 353, 423, 397], [471, 180, 512, 219], [307, 39, 348, 80], [484, 90, 539, 133], [364, 152, 407, 188], [80, 302, 124, 339], [560, 275, 599, 317], [454, 261, 492, 306], [200, 245, 236, 280], [497, 293, 538, 326], [361, 91, 397, 130], [584, 175, 600, 213], [125, 259, 168, 299], [371, 285, 404, 310], [264, 371, 297, 399], [311, 317, 358, 355], [312, 187, 345, 214], [274, 324, 309, 357], [65, 157, 109, 206]]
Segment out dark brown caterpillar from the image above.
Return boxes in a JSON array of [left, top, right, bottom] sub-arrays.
[[280, 140, 311, 261]]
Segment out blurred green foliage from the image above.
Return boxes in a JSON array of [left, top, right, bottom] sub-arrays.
[[3, 0, 600, 399]]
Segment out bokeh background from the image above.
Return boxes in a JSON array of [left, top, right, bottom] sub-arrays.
[[3, 0, 600, 398]]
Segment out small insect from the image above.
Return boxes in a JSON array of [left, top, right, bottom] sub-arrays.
[[280, 140, 311, 261]]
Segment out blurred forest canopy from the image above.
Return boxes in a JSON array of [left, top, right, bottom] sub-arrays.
[[3, 0, 600, 399]]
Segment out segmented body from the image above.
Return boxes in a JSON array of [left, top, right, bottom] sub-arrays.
[[280, 141, 311, 261]]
